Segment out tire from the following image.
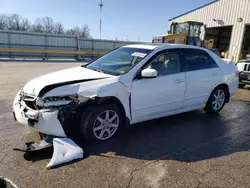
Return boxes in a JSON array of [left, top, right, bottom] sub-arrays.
[[80, 104, 123, 141], [204, 86, 227, 114], [239, 83, 246, 88]]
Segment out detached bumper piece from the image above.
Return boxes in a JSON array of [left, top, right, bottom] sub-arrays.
[[0, 176, 18, 188], [13, 135, 54, 152], [46, 138, 84, 169], [13, 136, 84, 169]]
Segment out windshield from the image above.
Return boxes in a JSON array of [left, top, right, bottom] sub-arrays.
[[174, 23, 189, 35], [86, 47, 152, 76]]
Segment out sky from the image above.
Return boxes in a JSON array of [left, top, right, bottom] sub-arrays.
[[0, 0, 214, 41]]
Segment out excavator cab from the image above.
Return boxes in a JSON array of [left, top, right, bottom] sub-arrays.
[[169, 21, 205, 37], [152, 21, 214, 49], [166, 21, 206, 46]]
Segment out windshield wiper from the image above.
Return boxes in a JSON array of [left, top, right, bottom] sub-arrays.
[[85, 66, 104, 73], [81, 63, 88, 67], [93, 69, 104, 73]]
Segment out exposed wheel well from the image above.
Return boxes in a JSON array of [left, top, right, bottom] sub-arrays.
[[96, 96, 126, 118], [213, 84, 230, 103], [75, 96, 127, 121]]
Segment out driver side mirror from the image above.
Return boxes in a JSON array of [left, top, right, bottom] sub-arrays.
[[141, 69, 157, 78]]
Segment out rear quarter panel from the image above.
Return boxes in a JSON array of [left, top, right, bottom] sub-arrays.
[[209, 53, 239, 97]]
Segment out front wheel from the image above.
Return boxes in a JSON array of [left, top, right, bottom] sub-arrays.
[[204, 86, 227, 114], [80, 104, 122, 141]]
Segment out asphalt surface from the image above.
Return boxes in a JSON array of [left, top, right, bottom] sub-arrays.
[[0, 62, 250, 188]]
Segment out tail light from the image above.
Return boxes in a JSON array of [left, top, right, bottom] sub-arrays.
[[236, 71, 240, 77]]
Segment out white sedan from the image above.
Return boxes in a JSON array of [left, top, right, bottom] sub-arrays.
[[13, 44, 239, 141]]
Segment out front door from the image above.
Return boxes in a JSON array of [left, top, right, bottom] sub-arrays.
[[131, 50, 186, 123]]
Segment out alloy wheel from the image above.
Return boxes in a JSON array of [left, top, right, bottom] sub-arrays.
[[93, 110, 119, 140], [212, 89, 225, 111]]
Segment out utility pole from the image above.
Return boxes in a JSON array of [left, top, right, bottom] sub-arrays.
[[99, 0, 103, 39]]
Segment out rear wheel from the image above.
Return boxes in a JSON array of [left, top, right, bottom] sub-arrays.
[[204, 86, 227, 114], [80, 104, 122, 141], [239, 83, 246, 88]]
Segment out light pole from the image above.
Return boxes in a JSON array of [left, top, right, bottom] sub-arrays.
[[99, 0, 103, 39]]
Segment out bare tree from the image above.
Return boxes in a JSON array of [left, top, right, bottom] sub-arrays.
[[65, 29, 73, 35], [8, 14, 22, 30], [20, 18, 31, 31], [54, 22, 64, 34], [0, 14, 9, 30], [41, 16, 54, 33], [0, 14, 92, 37], [79, 24, 91, 38], [32, 18, 44, 32], [65, 25, 91, 38], [65, 26, 80, 36]]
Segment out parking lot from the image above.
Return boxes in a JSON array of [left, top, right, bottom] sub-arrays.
[[1, 62, 250, 188]]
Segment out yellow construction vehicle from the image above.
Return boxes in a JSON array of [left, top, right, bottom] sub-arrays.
[[152, 21, 214, 49]]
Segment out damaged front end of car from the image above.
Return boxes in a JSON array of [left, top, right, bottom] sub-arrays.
[[12, 73, 129, 154], [13, 90, 96, 138], [13, 88, 98, 153]]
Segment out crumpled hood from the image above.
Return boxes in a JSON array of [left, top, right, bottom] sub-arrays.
[[22, 66, 113, 97]]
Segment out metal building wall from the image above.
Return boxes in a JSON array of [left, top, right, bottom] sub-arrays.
[[0, 30, 140, 59], [169, 0, 250, 61]]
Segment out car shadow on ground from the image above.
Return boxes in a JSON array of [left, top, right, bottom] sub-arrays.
[[80, 100, 250, 162], [23, 100, 250, 166], [23, 147, 53, 162]]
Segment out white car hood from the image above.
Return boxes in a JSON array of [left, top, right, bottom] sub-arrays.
[[23, 66, 113, 97]]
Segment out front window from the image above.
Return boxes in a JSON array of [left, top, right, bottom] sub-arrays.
[[145, 52, 181, 76], [86, 47, 152, 76]]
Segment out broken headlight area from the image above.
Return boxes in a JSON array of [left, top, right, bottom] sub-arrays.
[[55, 96, 94, 135], [36, 96, 75, 109], [19, 93, 94, 136]]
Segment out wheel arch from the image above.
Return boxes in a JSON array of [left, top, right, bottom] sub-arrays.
[[75, 96, 130, 127], [211, 83, 230, 103], [96, 96, 126, 117]]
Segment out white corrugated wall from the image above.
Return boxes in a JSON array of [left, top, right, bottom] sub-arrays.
[[169, 0, 250, 61]]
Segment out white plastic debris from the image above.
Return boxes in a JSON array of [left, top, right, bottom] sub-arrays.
[[0, 176, 19, 188], [46, 138, 84, 169]]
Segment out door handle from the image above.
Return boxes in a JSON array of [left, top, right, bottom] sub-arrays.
[[174, 79, 184, 83], [212, 73, 218, 76]]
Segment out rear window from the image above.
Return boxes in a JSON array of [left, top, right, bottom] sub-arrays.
[[183, 50, 219, 71]]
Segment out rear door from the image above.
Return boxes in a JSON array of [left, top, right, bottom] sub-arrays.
[[182, 49, 221, 108]]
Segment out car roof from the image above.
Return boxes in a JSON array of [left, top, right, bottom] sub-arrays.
[[124, 44, 159, 50], [124, 43, 208, 51]]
